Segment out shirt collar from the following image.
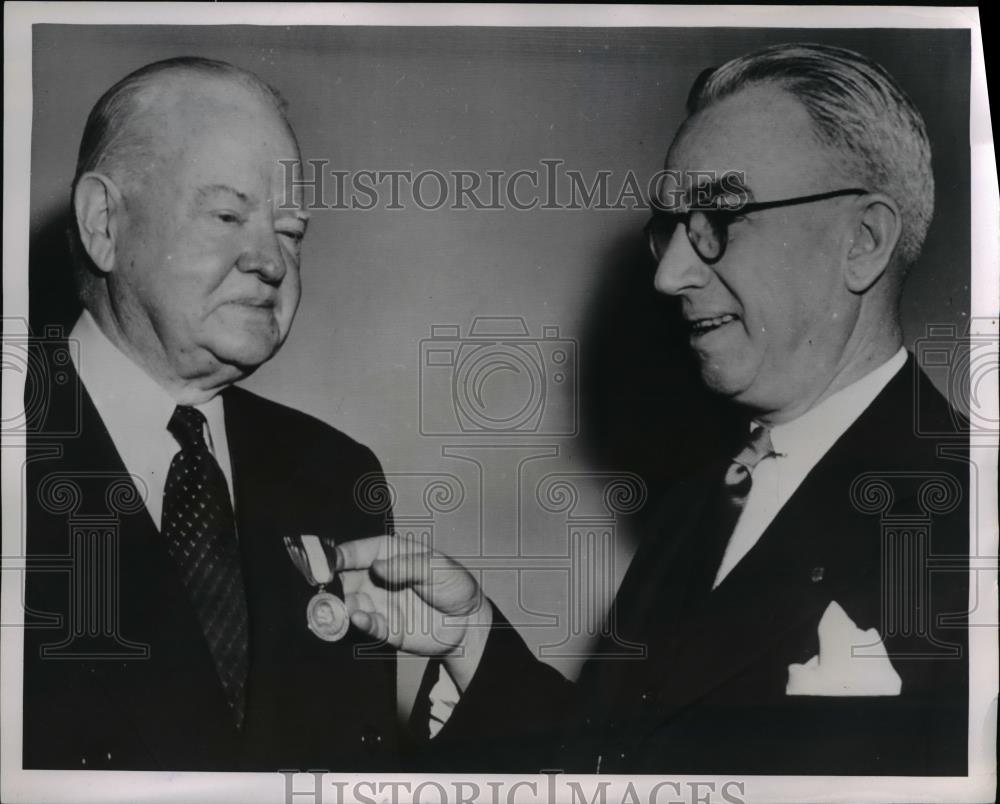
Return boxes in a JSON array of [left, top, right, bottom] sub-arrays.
[[763, 347, 907, 463], [69, 309, 228, 453]]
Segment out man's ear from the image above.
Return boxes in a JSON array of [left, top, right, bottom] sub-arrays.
[[844, 194, 902, 293], [73, 172, 124, 274]]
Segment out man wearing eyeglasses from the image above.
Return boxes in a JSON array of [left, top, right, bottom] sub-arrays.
[[337, 43, 970, 775]]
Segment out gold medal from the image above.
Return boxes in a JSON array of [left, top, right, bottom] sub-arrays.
[[283, 534, 349, 643], [306, 590, 349, 642]]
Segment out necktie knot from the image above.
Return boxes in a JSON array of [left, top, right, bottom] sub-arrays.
[[696, 425, 778, 596], [724, 424, 775, 495], [168, 405, 208, 451]]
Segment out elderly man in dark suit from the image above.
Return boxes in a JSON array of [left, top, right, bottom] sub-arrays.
[[23, 57, 400, 770], [338, 43, 970, 776]]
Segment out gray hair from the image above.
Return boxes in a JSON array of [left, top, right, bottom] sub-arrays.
[[689, 43, 934, 267], [69, 57, 292, 301]]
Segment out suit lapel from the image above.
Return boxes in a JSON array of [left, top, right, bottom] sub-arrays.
[[633, 359, 918, 732], [640, 461, 879, 725], [581, 472, 719, 721], [221, 388, 363, 767], [37, 361, 240, 764], [222, 389, 304, 686], [222, 388, 346, 651]]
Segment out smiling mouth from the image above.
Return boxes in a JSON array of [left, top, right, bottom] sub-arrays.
[[688, 313, 739, 335], [227, 298, 277, 309]]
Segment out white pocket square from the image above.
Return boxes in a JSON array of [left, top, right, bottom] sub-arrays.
[[786, 601, 902, 696]]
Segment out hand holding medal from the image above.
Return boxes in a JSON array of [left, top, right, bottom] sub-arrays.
[[333, 533, 494, 692], [283, 534, 350, 642]]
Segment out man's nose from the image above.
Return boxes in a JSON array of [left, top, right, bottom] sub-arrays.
[[653, 227, 712, 296], [238, 226, 286, 284]]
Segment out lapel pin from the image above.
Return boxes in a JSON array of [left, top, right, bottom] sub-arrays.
[[810, 566, 825, 583]]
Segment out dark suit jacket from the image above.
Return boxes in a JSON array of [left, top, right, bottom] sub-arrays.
[[419, 354, 969, 775], [23, 352, 402, 771]]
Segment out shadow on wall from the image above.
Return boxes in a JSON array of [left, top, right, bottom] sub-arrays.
[[577, 229, 744, 531], [29, 203, 81, 336]]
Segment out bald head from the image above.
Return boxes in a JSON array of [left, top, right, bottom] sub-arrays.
[[70, 57, 307, 402], [73, 57, 293, 194], [70, 58, 298, 302]]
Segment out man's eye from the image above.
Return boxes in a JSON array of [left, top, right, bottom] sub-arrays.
[[278, 229, 305, 244], [214, 211, 245, 225]]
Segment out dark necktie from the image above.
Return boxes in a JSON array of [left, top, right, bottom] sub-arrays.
[[162, 405, 248, 728]]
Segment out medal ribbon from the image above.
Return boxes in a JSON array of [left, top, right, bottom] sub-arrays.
[[301, 535, 334, 586]]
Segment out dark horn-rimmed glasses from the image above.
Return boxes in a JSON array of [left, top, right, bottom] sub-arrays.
[[644, 187, 869, 264]]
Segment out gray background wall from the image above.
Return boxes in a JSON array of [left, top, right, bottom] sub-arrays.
[[29, 25, 971, 710]]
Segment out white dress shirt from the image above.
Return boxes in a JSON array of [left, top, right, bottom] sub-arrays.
[[73, 311, 457, 735], [69, 310, 235, 529], [713, 347, 908, 587], [428, 348, 909, 734]]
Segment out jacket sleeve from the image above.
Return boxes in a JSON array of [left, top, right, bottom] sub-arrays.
[[406, 605, 577, 772]]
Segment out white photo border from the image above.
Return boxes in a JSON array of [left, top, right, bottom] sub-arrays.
[[3, 4, 996, 804]]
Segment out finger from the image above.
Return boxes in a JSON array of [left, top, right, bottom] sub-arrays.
[[393, 532, 432, 551], [339, 568, 370, 596], [359, 609, 392, 644], [371, 550, 433, 589], [350, 609, 376, 637], [343, 573, 390, 611], [344, 591, 375, 617], [334, 534, 395, 572], [355, 590, 377, 614]]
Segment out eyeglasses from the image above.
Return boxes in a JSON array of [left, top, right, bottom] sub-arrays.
[[644, 187, 868, 264]]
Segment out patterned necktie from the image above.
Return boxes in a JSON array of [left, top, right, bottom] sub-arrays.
[[162, 405, 248, 728], [694, 424, 777, 598], [723, 424, 776, 502]]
